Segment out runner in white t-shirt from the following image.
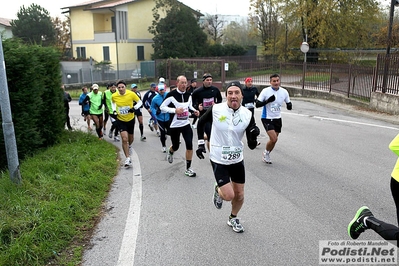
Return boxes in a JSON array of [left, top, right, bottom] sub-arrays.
[[256, 73, 292, 164]]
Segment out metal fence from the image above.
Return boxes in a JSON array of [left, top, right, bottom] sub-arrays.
[[61, 61, 155, 86], [375, 54, 399, 95], [63, 55, 399, 103], [156, 57, 377, 102]]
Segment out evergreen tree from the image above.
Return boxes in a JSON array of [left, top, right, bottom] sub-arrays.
[[10, 4, 56, 46], [0, 38, 63, 169], [149, 1, 208, 59]]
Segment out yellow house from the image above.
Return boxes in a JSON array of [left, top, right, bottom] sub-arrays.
[[61, 0, 202, 84]]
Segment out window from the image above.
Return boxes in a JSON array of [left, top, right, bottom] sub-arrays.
[[76, 47, 86, 59], [137, 46, 144, 61], [103, 46, 110, 61]]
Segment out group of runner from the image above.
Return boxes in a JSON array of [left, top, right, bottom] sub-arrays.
[[78, 73, 294, 233]]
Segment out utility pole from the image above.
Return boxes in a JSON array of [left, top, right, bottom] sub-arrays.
[[0, 36, 22, 184], [382, 0, 399, 93]]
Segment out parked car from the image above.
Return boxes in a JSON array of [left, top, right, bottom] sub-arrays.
[[131, 69, 141, 79]]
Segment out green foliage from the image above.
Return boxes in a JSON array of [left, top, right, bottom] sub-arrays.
[[156, 59, 225, 80], [207, 44, 248, 56], [225, 61, 239, 77], [149, 1, 208, 59], [0, 38, 63, 170], [250, 0, 385, 62], [0, 131, 118, 265], [10, 4, 56, 46]]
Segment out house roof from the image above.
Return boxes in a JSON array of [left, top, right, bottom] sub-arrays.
[[62, 0, 138, 12], [62, 0, 203, 16], [0, 18, 11, 27]]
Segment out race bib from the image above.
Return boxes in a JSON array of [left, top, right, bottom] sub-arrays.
[[221, 146, 242, 162], [176, 108, 189, 120], [270, 103, 281, 112], [119, 106, 130, 115], [203, 98, 214, 109]]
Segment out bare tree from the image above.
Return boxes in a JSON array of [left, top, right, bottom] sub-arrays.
[[203, 14, 225, 44]]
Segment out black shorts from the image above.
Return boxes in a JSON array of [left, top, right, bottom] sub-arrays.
[[261, 118, 282, 133], [204, 121, 212, 139], [90, 113, 103, 119], [169, 124, 193, 151], [135, 108, 142, 117], [117, 119, 135, 134], [211, 160, 245, 187], [82, 110, 90, 116]]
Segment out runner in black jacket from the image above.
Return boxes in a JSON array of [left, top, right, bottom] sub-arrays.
[[191, 73, 222, 150]]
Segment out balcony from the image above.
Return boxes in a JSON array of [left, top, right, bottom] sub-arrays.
[[94, 31, 115, 42]]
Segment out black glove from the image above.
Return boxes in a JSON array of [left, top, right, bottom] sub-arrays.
[[266, 94, 276, 104], [286, 102, 292, 110], [156, 107, 161, 115], [128, 108, 135, 113], [255, 95, 275, 108], [110, 111, 117, 119], [98, 104, 102, 110], [196, 140, 206, 159], [248, 140, 258, 150], [249, 125, 260, 140]]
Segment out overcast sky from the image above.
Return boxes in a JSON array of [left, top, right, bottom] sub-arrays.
[[0, 0, 251, 19]]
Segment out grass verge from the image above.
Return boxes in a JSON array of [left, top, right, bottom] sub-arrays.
[[0, 130, 119, 265]]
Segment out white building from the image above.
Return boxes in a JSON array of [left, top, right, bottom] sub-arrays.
[[0, 18, 12, 39]]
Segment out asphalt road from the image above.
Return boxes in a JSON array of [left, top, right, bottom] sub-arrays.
[[68, 97, 399, 266]]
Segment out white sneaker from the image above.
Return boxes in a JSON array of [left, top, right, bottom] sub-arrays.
[[129, 145, 133, 155], [114, 136, 120, 142], [162, 146, 167, 153], [184, 168, 196, 177], [227, 217, 244, 233], [262, 151, 272, 164], [156, 131, 160, 137], [124, 157, 132, 167]]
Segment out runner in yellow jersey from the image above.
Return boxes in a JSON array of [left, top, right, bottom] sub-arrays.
[[111, 80, 142, 167], [348, 133, 399, 245]]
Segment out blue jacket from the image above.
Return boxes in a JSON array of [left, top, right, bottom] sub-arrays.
[[79, 93, 90, 112], [150, 92, 170, 122]]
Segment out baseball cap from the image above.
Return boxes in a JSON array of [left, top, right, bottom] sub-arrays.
[[150, 83, 157, 88], [131, 83, 137, 89], [190, 79, 197, 83], [92, 84, 99, 90], [244, 77, 253, 83], [158, 83, 165, 91], [159, 77, 165, 83]]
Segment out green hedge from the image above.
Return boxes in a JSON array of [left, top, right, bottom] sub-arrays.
[[0, 38, 64, 171]]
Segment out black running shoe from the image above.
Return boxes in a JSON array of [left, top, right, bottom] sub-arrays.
[[348, 206, 373, 239]]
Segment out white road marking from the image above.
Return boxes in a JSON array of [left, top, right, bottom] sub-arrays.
[[117, 149, 142, 266]]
